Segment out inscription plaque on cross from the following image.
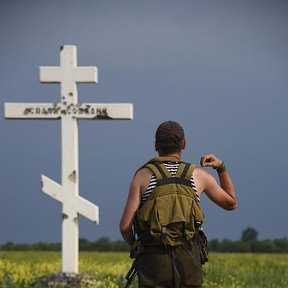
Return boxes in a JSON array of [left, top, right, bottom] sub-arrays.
[[4, 45, 133, 273]]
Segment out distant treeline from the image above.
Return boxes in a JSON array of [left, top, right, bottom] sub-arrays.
[[1, 228, 288, 253], [1, 237, 288, 253], [208, 238, 288, 253], [0, 237, 129, 252]]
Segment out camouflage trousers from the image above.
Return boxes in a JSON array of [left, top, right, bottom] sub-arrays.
[[137, 242, 203, 288]]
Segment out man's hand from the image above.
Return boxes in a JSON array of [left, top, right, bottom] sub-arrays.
[[200, 154, 223, 169]]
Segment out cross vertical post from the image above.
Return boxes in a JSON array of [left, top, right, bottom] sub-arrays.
[[41, 45, 92, 273], [4, 45, 133, 273]]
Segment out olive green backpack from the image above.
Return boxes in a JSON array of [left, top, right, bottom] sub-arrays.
[[136, 157, 205, 247]]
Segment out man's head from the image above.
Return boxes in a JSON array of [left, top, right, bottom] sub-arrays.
[[155, 121, 186, 154]]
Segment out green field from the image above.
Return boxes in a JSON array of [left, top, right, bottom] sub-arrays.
[[0, 251, 287, 287]]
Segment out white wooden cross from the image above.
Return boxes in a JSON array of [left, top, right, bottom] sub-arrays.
[[4, 45, 133, 273]]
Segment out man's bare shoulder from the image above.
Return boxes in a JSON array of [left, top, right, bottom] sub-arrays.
[[134, 167, 153, 179], [193, 166, 215, 195], [193, 166, 211, 178], [133, 167, 153, 193]]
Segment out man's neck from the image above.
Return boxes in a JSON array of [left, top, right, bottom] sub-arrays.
[[158, 152, 181, 161]]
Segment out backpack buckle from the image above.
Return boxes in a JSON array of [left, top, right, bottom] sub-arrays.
[[161, 226, 167, 238]]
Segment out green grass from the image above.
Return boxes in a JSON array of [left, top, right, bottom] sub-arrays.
[[202, 253, 288, 288], [0, 251, 287, 287]]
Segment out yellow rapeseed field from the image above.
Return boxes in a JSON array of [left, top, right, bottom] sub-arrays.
[[0, 251, 287, 287]]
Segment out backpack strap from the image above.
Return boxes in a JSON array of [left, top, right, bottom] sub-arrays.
[[134, 156, 179, 176], [145, 162, 171, 180], [145, 162, 196, 181], [175, 162, 188, 178], [175, 163, 196, 180]]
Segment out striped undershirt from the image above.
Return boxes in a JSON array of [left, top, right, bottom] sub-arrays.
[[141, 162, 200, 205]]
